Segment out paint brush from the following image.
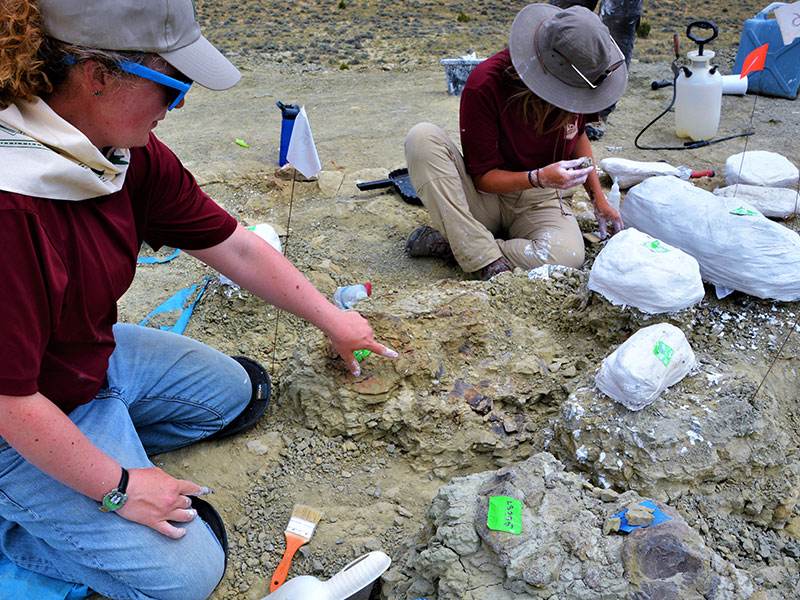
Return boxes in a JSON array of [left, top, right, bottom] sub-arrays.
[[269, 504, 323, 592]]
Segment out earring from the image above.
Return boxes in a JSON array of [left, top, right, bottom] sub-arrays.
[[93, 90, 103, 96]]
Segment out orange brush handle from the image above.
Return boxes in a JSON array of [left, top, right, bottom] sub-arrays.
[[270, 533, 306, 592]]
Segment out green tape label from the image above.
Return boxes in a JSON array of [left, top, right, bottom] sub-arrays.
[[653, 341, 674, 367], [353, 349, 371, 362], [730, 206, 757, 216], [642, 240, 669, 253], [487, 496, 522, 535]]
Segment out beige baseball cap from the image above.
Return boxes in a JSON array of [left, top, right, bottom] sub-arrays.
[[38, 0, 241, 90], [509, 3, 628, 113]]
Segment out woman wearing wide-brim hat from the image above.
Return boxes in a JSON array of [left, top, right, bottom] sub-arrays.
[[0, 1, 396, 598], [405, 3, 628, 280]]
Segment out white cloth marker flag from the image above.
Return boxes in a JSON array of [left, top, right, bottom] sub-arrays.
[[775, 1, 800, 46], [286, 106, 321, 178]]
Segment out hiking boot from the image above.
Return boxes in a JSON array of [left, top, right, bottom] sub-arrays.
[[405, 225, 454, 261], [477, 257, 513, 280]]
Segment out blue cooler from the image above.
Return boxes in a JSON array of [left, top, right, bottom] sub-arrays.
[[732, 2, 800, 99]]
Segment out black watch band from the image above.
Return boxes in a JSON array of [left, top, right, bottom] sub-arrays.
[[99, 467, 129, 512]]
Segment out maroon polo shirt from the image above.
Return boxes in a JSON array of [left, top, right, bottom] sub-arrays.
[[0, 133, 237, 413], [460, 49, 590, 176]]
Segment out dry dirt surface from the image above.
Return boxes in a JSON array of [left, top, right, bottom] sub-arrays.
[[96, 2, 800, 599]]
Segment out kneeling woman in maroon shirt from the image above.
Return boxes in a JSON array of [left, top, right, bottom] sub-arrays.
[[405, 3, 627, 280], [0, 1, 396, 598]]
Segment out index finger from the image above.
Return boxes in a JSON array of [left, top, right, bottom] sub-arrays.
[[371, 343, 398, 358], [177, 479, 203, 497], [356, 340, 398, 358], [597, 218, 608, 240], [561, 158, 586, 169], [566, 166, 593, 177]]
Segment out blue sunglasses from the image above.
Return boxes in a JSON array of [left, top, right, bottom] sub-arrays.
[[117, 61, 192, 110]]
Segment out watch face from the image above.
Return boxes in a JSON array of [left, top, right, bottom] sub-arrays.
[[100, 489, 128, 512]]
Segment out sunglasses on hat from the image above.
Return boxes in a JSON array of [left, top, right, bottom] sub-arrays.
[[535, 23, 625, 90], [553, 37, 625, 89], [117, 61, 193, 110]]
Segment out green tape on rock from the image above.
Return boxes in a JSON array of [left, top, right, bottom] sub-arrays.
[[730, 206, 757, 216], [642, 239, 669, 253], [653, 340, 674, 367], [487, 496, 522, 535]]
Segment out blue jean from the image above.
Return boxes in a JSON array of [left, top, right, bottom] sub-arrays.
[[0, 324, 251, 600]]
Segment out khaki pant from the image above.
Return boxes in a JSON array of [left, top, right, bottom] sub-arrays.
[[404, 122, 585, 273]]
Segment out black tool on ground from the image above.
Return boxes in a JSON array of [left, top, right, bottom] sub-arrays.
[[637, 22, 754, 151], [651, 80, 673, 90], [356, 167, 421, 205]]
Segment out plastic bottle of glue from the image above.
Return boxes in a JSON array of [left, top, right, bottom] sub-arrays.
[[607, 177, 621, 211], [333, 283, 372, 310], [260, 551, 391, 600]]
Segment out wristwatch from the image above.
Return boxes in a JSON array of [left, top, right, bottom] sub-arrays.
[[99, 467, 129, 512]]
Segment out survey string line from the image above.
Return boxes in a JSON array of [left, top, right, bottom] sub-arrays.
[[270, 171, 298, 379]]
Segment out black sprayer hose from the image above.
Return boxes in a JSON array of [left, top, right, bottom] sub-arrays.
[[634, 59, 755, 151]]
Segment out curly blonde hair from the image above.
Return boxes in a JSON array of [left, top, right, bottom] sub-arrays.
[[1, 0, 156, 109], [0, 0, 49, 108]]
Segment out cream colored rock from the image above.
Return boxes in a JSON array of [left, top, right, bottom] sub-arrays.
[[316, 169, 344, 197], [785, 516, 800, 540], [603, 516, 622, 535], [625, 503, 655, 526]]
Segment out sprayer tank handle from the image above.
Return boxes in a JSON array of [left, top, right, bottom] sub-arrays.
[[685, 20, 718, 56]]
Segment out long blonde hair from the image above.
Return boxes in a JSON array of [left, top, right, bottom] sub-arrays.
[[1, 0, 154, 109], [503, 64, 576, 135]]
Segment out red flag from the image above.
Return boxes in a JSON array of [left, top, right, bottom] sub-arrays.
[[740, 43, 768, 79]]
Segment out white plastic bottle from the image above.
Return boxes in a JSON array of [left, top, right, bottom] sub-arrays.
[[261, 551, 391, 600], [333, 283, 372, 310], [674, 49, 723, 141], [607, 177, 621, 211]]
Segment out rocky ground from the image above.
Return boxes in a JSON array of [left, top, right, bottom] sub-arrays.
[[99, 2, 800, 599]]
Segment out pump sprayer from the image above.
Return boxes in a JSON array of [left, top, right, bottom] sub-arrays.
[[674, 21, 723, 141], [634, 19, 754, 151]]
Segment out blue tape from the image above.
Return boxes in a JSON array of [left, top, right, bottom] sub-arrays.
[[612, 499, 671, 533], [137, 248, 181, 264], [138, 277, 210, 335]]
